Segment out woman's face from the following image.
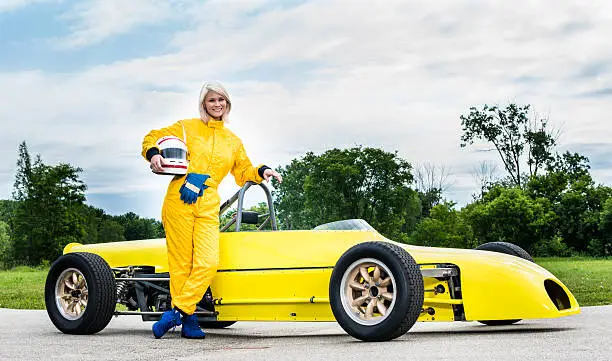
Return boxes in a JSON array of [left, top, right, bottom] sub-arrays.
[[204, 91, 227, 120]]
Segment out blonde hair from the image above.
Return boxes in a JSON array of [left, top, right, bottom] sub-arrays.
[[199, 81, 231, 122]]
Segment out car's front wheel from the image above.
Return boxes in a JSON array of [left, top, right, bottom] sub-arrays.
[[329, 242, 424, 341], [44, 252, 116, 334]]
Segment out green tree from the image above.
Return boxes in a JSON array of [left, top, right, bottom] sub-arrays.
[[114, 212, 164, 240], [526, 154, 611, 254], [413, 162, 451, 218], [460, 104, 556, 187], [11, 142, 87, 265], [13, 141, 33, 201], [81, 205, 126, 244], [0, 221, 12, 268], [595, 198, 612, 256], [554, 180, 611, 253], [0, 200, 16, 224], [462, 187, 557, 253], [273, 147, 420, 242], [547, 151, 591, 179], [410, 202, 476, 249], [416, 189, 442, 220], [99, 218, 127, 242]]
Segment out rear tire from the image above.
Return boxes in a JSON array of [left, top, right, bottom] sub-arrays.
[[474, 242, 534, 326], [475, 241, 534, 263], [45, 252, 116, 334], [329, 242, 423, 341]]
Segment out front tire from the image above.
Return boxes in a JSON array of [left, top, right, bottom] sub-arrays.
[[475, 242, 534, 326], [329, 242, 424, 341], [45, 252, 116, 334]]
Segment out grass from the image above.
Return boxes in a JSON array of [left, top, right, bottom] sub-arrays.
[[535, 257, 612, 307], [0, 266, 47, 309], [0, 258, 610, 310]]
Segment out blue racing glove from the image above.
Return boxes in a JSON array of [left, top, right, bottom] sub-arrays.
[[179, 173, 210, 204]]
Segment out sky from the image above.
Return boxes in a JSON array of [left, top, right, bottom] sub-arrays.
[[1, 0, 611, 220]]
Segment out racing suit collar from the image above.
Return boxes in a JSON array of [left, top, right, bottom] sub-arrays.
[[206, 118, 225, 128]]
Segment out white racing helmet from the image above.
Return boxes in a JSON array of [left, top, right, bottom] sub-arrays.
[[153, 136, 189, 175]]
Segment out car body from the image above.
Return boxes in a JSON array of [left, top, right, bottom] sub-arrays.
[[61, 227, 579, 321], [45, 183, 580, 341]]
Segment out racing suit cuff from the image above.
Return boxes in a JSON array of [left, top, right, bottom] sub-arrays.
[[257, 165, 271, 178], [146, 147, 160, 161]]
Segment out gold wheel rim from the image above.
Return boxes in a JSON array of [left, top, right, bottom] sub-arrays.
[[55, 268, 89, 320], [340, 258, 396, 326]]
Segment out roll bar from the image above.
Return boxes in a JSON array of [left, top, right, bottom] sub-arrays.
[[219, 181, 278, 232]]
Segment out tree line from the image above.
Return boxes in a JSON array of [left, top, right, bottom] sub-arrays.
[[0, 142, 164, 268], [272, 104, 611, 257], [1, 103, 610, 267]]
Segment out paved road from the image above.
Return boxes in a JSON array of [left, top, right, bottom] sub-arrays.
[[1, 306, 609, 361]]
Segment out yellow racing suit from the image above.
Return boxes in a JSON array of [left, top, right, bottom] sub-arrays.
[[142, 118, 265, 314]]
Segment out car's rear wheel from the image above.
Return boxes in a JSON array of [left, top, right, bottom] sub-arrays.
[[45, 252, 116, 334], [475, 242, 534, 326], [329, 242, 423, 341]]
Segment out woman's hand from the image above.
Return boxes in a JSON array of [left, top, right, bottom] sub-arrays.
[[263, 168, 283, 183], [150, 154, 166, 173]]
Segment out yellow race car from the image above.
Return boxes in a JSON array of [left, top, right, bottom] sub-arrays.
[[44, 182, 580, 341]]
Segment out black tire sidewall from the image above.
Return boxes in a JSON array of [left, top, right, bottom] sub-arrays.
[[475, 242, 534, 263], [45, 253, 114, 334], [329, 242, 422, 341]]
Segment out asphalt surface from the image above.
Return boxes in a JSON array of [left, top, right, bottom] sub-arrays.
[[0, 306, 609, 361]]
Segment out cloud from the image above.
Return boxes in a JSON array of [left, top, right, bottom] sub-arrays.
[[561, 142, 612, 170], [575, 61, 610, 79], [55, 0, 191, 48], [577, 87, 612, 98], [0, 0, 58, 12], [2, 0, 612, 218]]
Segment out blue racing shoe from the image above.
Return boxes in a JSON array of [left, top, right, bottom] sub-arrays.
[[181, 314, 206, 339], [152, 309, 182, 339]]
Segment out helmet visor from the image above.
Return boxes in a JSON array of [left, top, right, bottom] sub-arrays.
[[160, 148, 187, 160]]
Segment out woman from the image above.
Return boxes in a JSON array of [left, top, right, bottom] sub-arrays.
[[142, 81, 282, 339]]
